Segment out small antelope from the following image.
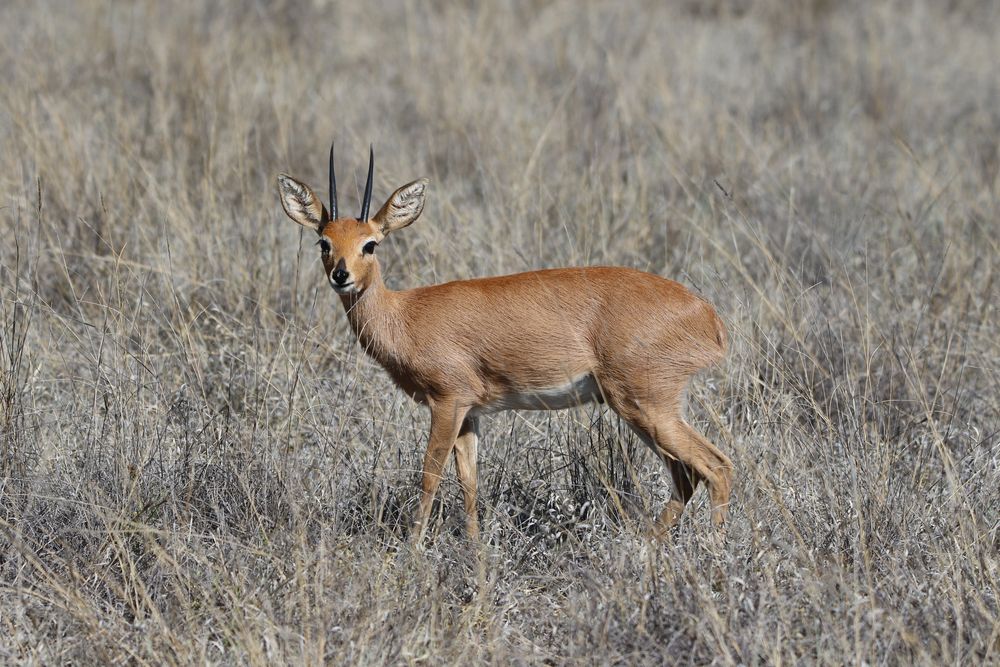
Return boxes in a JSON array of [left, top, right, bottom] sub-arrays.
[[278, 144, 732, 542]]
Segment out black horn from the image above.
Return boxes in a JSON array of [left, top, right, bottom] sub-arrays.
[[360, 144, 374, 221], [328, 142, 338, 220]]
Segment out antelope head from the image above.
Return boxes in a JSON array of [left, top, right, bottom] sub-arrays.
[[277, 144, 428, 295]]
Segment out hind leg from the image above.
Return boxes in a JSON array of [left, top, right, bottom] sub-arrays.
[[614, 393, 732, 530], [625, 420, 701, 531], [665, 420, 732, 527], [660, 460, 703, 531], [452, 417, 480, 539]]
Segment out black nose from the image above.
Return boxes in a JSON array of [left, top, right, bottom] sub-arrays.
[[332, 268, 350, 285]]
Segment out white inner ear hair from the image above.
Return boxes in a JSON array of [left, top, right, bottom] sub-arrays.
[[286, 181, 311, 209], [393, 187, 422, 217]]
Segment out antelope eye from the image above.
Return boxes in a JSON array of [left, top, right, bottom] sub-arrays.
[[317, 239, 331, 255], [362, 240, 377, 255]]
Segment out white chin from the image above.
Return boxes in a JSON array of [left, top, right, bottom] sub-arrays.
[[331, 282, 358, 295]]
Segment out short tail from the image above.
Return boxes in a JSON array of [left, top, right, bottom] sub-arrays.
[[712, 310, 728, 354], [692, 301, 727, 370]]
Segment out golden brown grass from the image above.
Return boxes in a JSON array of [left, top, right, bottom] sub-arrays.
[[1, 0, 998, 664]]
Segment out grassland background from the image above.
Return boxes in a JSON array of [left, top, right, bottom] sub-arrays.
[[1, 0, 998, 664]]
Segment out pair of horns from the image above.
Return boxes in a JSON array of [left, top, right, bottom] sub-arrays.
[[329, 143, 374, 222]]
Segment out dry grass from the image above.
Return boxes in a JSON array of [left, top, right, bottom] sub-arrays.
[[1, 0, 998, 664]]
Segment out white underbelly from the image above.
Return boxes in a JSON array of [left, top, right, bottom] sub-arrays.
[[470, 374, 601, 416]]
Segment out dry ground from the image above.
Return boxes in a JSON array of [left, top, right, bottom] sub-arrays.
[[1, 1, 998, 664]]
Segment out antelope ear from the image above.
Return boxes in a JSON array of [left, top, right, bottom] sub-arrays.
[[372, 178, 428, 237], [277, 174, 328, 232]]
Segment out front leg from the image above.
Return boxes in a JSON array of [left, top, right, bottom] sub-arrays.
[[411, 399, 469, 544]]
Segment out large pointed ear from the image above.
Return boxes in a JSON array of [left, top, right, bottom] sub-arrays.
[[372, 178, 428, 237], [277, 174, 328, 232]]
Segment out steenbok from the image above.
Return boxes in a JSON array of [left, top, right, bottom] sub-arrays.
[[278, 144, 732, 542]]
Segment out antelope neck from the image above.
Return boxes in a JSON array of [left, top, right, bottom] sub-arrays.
[[338, 261, 405, 363]]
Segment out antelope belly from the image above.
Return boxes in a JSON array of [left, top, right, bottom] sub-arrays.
[[472, 374, 601, 416]]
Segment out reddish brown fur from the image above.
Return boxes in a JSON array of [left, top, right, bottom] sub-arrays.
[[278, 171, 732, 542]]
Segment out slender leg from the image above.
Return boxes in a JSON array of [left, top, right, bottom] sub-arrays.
[[453, 417, 480, 539], [612, 391, 732, 532], [668, 420, 732, 526], [647, 418, 732, 528], [411, 400, 469, 544], [656, 460, 703, 533], [626, 419, 705, 531]]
